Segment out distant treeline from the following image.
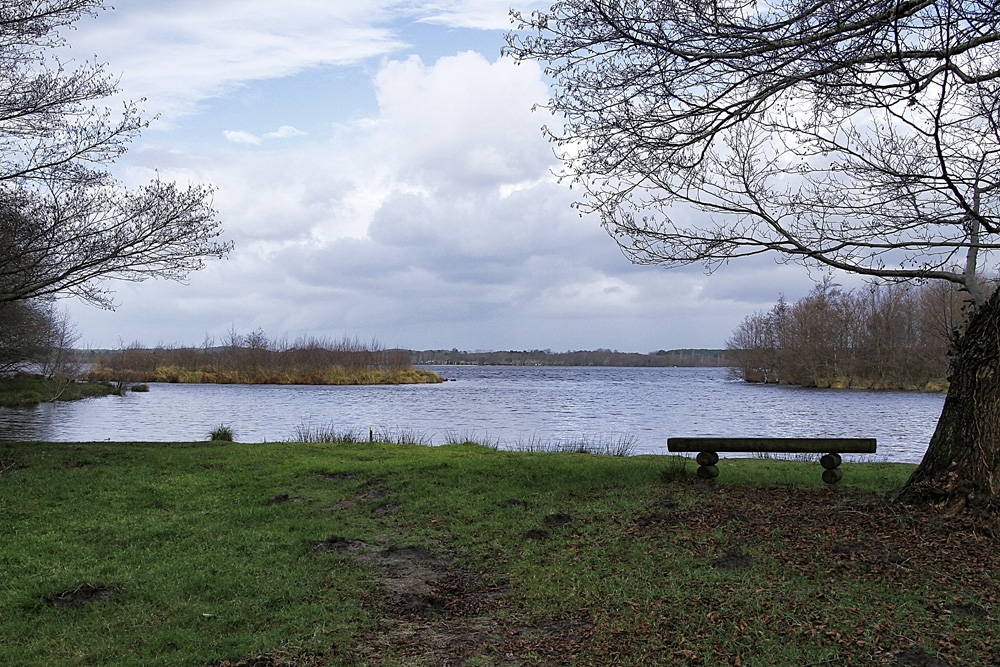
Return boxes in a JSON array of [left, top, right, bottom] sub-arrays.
[[85, 331, 442, 386], [409, 348, 730, 367], [725, 280, 969, 391]]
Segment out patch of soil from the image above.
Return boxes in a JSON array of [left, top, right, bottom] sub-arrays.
[[330, 499, 356, 511], [207, 649, 326, 667], [45, 584, 121, 608], [710, 550, 755, 570], [311, 535, 373, 554], [543, 513, 573, 527], [372, 501, 401, 515], [211, 655, 281, 667], [832, 540, 908, 567], [524, 528, 549, 540], [319, 472, 358, 482], [375, 545, 451, 573], [896, 648, 953, 667], [941, 603, 988, 618], [267, 493, 302, 506], [319, 535, 533, 665], [832, 540, 868, 555], [359, 484, 392, 500], [504, 616, 594, 665], [500, 498, 528, 508], [635, 513, 671, 527]]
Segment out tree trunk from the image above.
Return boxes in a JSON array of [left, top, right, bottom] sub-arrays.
[[900, 289, 1000, 509]]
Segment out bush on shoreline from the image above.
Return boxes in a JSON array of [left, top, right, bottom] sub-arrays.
[[726, 280, 959, 391]]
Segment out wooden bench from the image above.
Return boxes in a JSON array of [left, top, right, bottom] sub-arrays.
[[666, 437, 877, 484]]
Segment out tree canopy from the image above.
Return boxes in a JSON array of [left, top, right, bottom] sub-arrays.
[[0, 0, 230, 308], [507, 0, 1000, 303]]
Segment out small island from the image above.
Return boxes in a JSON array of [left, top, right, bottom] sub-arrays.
[[81, 332, 444, 388]]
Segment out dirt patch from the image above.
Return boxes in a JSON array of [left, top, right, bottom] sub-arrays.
[[372, 501, 401, 515], [358, 480, 392, 500], [635, 513, 671, 527], [543, 513, 573, 527], [319, 472, 358, 482], [330, 499, 356, 511], [710, 550, 755, 570], [45, 584, 121, 608], [941, 603, 988, 618], [373, 616, 504, 665], [360, 486, 392, 500], [896, 648, 953, 667], [311, 535, 373, 554], [317, 536, 534, 665], [267, 493, 302, 506], [208, 649, 326, 667], [832, 540, 868, 555]]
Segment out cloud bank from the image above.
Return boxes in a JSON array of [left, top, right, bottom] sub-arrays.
[[64, 1, 819, 351]]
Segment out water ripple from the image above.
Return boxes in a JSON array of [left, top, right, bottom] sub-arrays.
[[0, 367, 944, 462]]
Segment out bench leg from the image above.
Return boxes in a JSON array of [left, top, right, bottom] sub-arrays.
[[696, 451, 719, 479], [821, 453, 843, 484]]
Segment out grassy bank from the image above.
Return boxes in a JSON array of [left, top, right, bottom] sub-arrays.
[[0, 441, 995, 666], [0, 376, 118, 407]]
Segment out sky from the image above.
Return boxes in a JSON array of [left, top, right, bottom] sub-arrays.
[[59, 0, 832, 353]]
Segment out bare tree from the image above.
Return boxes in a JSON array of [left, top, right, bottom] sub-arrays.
[[0, 300, 55, 373], [508, 0, 1000, 507], [0, 0, 230, 308]]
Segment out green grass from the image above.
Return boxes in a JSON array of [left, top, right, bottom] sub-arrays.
[[0, 441, 996, 666]]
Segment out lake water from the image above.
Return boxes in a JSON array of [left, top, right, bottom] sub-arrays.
[[0, 366, 945, 463]]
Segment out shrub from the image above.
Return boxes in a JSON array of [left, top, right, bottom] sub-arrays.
[[209, 425, 235, 442]]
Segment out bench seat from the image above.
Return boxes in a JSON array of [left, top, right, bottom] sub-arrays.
[[667, 437, 877, 483]]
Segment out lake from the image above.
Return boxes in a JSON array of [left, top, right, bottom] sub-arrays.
[[0, 366, 945, 463]]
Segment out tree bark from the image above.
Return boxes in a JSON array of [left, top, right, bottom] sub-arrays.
[[900, 289, 1000, 509]]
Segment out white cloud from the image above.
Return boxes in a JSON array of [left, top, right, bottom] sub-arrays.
[[223, 126, 306, 145], [265, 126, 307, 139], [66, 1, 556, 121], [371, 52, 554, 190], [70, 1, 410, 119], [62, 3, 818, 352], [223, 130, 262, 145]]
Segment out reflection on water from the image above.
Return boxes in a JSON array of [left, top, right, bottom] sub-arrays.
[[0, 366, 944, 462]]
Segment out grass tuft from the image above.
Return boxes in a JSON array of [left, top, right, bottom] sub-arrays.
[[507, 432, 638, 456], [291, 424, 366, 443], [209, 424, 235, 442]]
